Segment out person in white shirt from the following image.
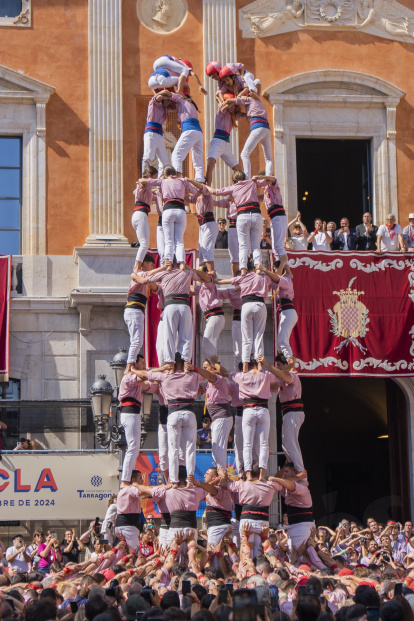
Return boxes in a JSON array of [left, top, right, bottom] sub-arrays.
[[403, 213, 414, 253], [307, 218, 333, 251], [377, 214, 406, 253], [287, 212, 308, 251], [6, 535, 31, 573]]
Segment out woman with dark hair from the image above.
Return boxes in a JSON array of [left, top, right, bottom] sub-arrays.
[[36, 530, 62, 574]]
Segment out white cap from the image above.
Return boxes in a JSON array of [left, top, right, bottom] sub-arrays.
[[409, 213, 414, 219]]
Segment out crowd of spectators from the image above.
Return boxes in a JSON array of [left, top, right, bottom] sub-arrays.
[[215, 211, 414, 254], [1, 512, 414, 621]]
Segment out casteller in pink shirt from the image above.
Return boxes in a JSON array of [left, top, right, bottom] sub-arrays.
[[229, 369, 273, 400]]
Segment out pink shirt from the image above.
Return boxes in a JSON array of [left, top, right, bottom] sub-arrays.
[[151, 486, 206, 512], [235, 95, 268, 121], [194, 277, 222, 312], [146, 268, 194, 297], [230, 272, 272, 298], [117, 486, 141, 514], [147, 371, 200, 401], [146, 96, 167, 125], [133, 182, 153, 206], [215, 179, 266, 208], [119, 373, 144, 403], [170, 93, 199, 123], [207, 486, 233, 512], [147, 177, 197, 202], [154, 285, 165, 310], [278, 275, 294, 300], [146, 380, 166, 406], [278, 373, 302, 403], [214, 108, 234, 134], [189, 186, 215, 215], [127, 271, 148, 299], [228, 381, 243, 407], [218, 287, 242, 310], [280, 481, 312, 508], [154, 189, 163, 217], [229, 369, 274, 400], [263, 180, 283, 209], [227, 480, 283, 506], [202, 375, 229, 405]]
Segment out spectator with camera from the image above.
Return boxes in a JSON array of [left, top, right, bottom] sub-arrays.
[[36, 530, 62, 574], [6, 534, 31, 573], [61, 528, 85, 564]]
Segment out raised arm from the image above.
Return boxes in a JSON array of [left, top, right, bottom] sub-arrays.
[[187, 265, 211, 283], [130, 273, 148, 285], [188, 474, 217, 496], [252, 174, 276, 184], [186, 179, 205, 192], [257, 264, 280, 283], [197, 367, 219, 384], [155, 89, 173, 101], [267, 477, 295, 492], [257, 355, 293, 384]]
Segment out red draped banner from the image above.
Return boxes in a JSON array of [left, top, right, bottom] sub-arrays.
[[273, 251, 414, 377], [144, 249, 197, 368], [0, 256, 11, 382]]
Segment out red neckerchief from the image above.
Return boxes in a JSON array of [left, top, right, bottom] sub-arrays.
[[386, 223, 396, 239], [410, 226, 414, 242]]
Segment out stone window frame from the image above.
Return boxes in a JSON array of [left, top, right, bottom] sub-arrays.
[[0, 64, 54, 255], [0, 0, 31, 27], [264, 70, 405, 226]]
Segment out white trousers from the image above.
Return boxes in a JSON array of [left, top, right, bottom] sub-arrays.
[[199, 221, 219, 263], [241, 301, 267, 362], [278, 309, 298, 360], [202, 314, 225, 361], [142, 131, 170, 177], [241, 128, 273, 179], [231, 518, 240, 547], [234, 415, 259, 476], [124, 307, 145, 364], [211, 416, 233, 471], [270, 214, 288, 260], [167, 410, 197, 483], [153, 56, 189, 77], [157, 225, 165, 265], [163, 304, 193, 362], [207, 137, 239, 169], [131, 211, 149, 263], [162, 208, 186, 263], [282, 410, 305, 473], [242, 407, 270, 471], [120, 413, 141, 482], [237, 212, 262, 269], [156, 317, 166, 367], [158, 423, 186, 473], [207, 524, 232, 546], [158, 527, 170, 552], [228, 227, 239, 263], [239, 519, 269, 559], [232, 320, 242, 370], [286, 522, 314, 557], [172, 130, 204, 182], [114, 526, 140, 554]]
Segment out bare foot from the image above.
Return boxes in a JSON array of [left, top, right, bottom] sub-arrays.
[[241, 268, 247, 276], [172, 483, 179, 489], [243, 362, 249, 373], [179, 262, 186, 270], [125, 363, 133, 374], [279, 254, 288, 269], [246, 471, 253, 481]]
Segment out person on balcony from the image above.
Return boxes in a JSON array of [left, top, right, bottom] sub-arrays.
[[331, 217, 357, 251]]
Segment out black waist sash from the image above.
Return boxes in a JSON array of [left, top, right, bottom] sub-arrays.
[[243, 397, 268, 410], [206, 506, 232, 527], [204, 306, 224, 320], [197, 211, 215, 226], [233, 308, 241, 321], [170, 510, 197, 529], [159, 404, 168, 425], [125, 292, 147, 311], [228, 219, 236, 229], [115, 513, 140, 528], [120, 397, 142, 414], [134, 201, 150, 214], [160, 512, 171, 529], [164, 293, 191, 308], [267, 204, 286, 219], [279, 297, 295, 312], [163, 198, 185, 211], [281, 399, 304, 415], [287, 504, 314, 525], [234, 503, 242, 521], [168, 397, 195, 415], [237, 201, 260, 216], [241, 504, 270, 521], [242, 295, 265, 305], [236, 406, 243, 417]]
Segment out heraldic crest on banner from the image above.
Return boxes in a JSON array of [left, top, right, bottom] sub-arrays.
[[328, 277, 370, 354]]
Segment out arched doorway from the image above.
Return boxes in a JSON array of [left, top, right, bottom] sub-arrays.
[[276, 377, 410, 525]]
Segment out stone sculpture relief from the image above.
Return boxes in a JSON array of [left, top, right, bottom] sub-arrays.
[[136, 0, 188, 34], [239, 0, 414, 42]]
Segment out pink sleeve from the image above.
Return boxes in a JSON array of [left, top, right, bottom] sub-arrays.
[[129, 487, 140, 498], [146, 178, 161, 187], [147, 371, 166, 382], [256, 179, 268, 189], [146, 270, 166, 283], [218, 288, 230, 300], [201, 186, 211, 196], [215, 186, 234, 197], [188, 195, 196, 205], [193, 284, 201, 295], [227, 481, 240, 493], [182, 179, 198, 196], [270, 481, 283, 492], [145, 382, 159, 395], [151, 487, 167, 499], [170, 93, 183, 103], [230, 276, 242, 286]]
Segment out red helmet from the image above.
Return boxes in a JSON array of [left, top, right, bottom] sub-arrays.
[[222, 92, 234, 101], [206, 61, 222, 76], [219, 66, 234, 79], [180, 59, 193, 69]]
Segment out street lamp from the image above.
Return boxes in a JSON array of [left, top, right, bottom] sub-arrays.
[[89, 375, 114, 448], [110, 348, 128, 391]]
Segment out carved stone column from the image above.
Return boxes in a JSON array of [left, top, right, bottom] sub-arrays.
[[202, 0, 239, 195], [86, 0, 128, 245]]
